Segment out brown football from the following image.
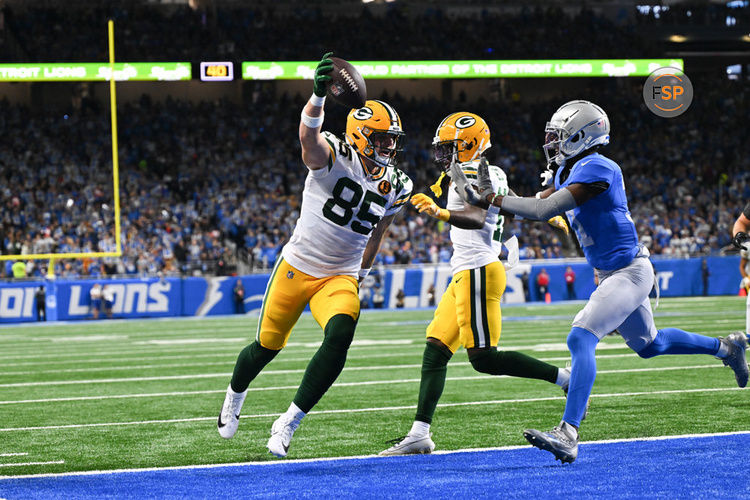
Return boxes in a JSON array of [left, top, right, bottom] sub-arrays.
[[327, 57, 367, 109]]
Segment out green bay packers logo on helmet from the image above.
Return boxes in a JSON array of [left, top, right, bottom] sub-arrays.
[[432, 112, 491, 171], [352, 107, 374, 121], [455, 115, 477, 129], [346, 100, 405, 175]]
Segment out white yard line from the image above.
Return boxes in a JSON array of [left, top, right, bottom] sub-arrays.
[[0, 362, 725, 405], [0, 453, 27, 457], [0, 359, 724, 389], [1, 430, 748, 480], [0, 339, 420, 361], [0, 460, 64, 468], [0, 385, 742, 433], [0, 351, 639, 371]]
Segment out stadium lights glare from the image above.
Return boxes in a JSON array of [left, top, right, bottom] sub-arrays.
[[668, 35, 688, 43], [743, 34, 750, 42]]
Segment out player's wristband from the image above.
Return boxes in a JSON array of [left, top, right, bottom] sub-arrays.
[[437, 208, 451, 222], [301, 111, 324, 129], [358, 268, 371, 280], [309, 94, 326, 107]]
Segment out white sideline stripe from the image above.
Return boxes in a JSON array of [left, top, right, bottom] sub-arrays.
[[0, 363, 726, 405], [0, 461, 64, 468], [0, 453, 27, 457], [0, 385, 743, 433], [0, 359, 724, 388], [1, 431, 748, 480]]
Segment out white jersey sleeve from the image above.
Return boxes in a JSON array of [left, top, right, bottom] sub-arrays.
[[282, 132, 413, 278], [447, 162, 509, 275]]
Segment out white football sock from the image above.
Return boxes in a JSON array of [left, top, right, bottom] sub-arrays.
[[284, 402, 306, 422], [555, 367, 570, 387], [410, 420, 430, 437]]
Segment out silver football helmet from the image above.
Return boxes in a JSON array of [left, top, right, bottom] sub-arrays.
[[543, 100, 610, 166]]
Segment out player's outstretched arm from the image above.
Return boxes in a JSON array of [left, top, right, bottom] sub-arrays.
[[457, 163, 602, 222], [300, 52, 334, 170], [411, 193, 484, 230]]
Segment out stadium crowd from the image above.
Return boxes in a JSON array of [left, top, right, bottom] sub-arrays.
[[0, 68, 747, 278], [0, 4, 747, 278]]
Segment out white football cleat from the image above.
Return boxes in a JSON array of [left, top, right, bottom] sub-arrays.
[[267, 414, 302, 458], [378, 433, 435, 456], [217, 384, 247, 439]]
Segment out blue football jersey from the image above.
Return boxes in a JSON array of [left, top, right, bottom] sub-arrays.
[[554, 153, 639, 271]]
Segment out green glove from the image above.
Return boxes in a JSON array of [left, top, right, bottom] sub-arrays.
[[313, 52, 334, 97]]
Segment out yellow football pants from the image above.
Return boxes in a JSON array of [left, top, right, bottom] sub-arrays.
[[425, 261, 506, 353], [255, 258, 360, 350]]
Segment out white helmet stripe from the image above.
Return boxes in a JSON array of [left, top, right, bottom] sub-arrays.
[[470, 138, 486, 161], [374, 99, 399, 127]]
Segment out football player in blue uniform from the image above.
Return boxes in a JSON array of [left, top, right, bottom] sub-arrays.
[[453, 100, 749, 463]]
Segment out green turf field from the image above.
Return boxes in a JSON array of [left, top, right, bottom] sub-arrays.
[[0, 296, 748, 477]]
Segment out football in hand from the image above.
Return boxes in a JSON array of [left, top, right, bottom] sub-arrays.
[[327, 57, 367, 109]]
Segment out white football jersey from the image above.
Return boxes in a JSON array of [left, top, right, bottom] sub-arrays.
[[446, 161, 509, 274], [282, 132, 412, 278]]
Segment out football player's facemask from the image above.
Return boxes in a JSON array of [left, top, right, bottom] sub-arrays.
[[346, 100, 405, 177], [543, 100, 610, 166], [432, 112, 491, 173]]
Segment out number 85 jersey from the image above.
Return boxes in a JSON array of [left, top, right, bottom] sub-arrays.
[[282, 132, 413, 278]]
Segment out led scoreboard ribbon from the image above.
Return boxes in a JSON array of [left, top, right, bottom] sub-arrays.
[[200, 61, 234, 81], [241, 59, 685, 80]]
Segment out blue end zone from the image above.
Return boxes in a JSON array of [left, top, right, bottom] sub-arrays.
[[2, 433, 749, 499]]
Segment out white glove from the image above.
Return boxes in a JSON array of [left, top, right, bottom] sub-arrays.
[[742, 277, 750, 290], [503, 235, 519, 271], [540, 166, 554, 187]]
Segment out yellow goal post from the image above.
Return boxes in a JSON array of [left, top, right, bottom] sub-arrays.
[[0, 20, 123, 273]]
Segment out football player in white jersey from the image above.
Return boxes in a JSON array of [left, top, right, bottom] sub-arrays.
[[380, 112, 572, 456], [732, 203, 750, 334], [218, 53, 413, 458]]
